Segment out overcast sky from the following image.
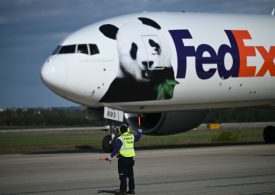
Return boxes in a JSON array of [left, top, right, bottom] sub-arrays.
[[0, 0, 274, 108]]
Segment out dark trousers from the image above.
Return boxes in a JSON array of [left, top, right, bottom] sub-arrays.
[[118, 156, 135, 192]]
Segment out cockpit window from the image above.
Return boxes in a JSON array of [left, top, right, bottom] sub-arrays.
[[89, 44, 99, 55], [58, 45, 76, 54], [77, 44, 89, 54], [53, 44, 99, 56]]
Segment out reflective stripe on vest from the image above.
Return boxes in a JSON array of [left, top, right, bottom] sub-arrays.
[[118, 132, 135, 157]]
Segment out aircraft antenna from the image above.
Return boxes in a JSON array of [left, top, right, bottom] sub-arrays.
[[271, 8, 275, 16]]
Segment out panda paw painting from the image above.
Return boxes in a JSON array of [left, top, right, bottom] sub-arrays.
[[99, 17, 179, 103]]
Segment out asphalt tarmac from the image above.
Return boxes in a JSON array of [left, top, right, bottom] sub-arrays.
[[0, 144, 275, 195]]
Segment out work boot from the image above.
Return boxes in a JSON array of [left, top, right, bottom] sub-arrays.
[[127, 190, 135, 194]]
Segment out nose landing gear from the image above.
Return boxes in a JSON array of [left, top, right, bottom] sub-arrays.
[[101, 120, 121, 153], [102, 135, 114, 153]]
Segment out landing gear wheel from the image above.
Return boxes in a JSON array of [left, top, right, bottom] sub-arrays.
[[102, 135, 114, 153], [263, 126, 275, 144], [101, 119, 123, 153]]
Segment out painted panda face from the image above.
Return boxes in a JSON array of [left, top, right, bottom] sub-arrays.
[[117, 23, 171, 82], [99, 17, 171, 82], [128, 37, 162, 81]]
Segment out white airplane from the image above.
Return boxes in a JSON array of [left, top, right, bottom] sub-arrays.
[[41, 12, 275, 152]]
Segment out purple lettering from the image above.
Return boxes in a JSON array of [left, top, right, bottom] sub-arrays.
[[196, 44, 217, 79], [169, 30, 195, 78], [217, 30, 240, 79]]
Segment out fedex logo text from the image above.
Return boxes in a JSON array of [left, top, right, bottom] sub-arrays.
[[169, 29, 275, 79]]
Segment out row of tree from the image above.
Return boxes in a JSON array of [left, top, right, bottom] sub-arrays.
[[205, 107, 275, 123], [0, 107, 91, 128], [0, 106, 275, 128]]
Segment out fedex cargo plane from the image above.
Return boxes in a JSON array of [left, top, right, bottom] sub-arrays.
[[41, 12, 275, 152]]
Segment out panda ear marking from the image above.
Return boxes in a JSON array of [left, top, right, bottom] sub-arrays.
[[99, 24, 118, 40], [130, 42, 138, 60], [138, 17, 161, 30]]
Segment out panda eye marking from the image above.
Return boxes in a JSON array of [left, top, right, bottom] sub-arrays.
[[138, 17, 161, 30], [149, 39, 161, 55], [130, 42, 138, 60]]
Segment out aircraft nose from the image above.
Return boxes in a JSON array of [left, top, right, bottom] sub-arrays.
[[41, 58, 67, 91]]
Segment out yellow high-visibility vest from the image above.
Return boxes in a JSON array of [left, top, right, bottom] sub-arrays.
[[118, 132, 135, 157]]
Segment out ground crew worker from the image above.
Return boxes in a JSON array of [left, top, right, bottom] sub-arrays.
[[107, 124, 142, 195]]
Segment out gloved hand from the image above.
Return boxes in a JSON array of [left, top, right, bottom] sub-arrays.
[[107, 155, 112, 161], [138, 128, 142, 133]]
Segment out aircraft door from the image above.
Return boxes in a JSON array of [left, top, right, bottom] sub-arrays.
[[141, 35, 164, 70]]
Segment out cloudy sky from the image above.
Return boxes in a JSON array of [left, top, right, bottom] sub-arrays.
[[0, 0, 274, 108]]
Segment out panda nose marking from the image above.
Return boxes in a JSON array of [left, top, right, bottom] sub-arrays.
[[142, 61, 154, 68]]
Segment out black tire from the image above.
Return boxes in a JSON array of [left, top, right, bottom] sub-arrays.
[[102, 135, 114, 153], [263, 126, 275, 144]]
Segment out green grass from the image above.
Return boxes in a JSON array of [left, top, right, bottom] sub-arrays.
[[0, 129, 264, 154], [0, 130, 105, 154], [136, 129, 263, 148]]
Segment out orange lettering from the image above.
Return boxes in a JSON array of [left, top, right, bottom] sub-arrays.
[[256, 46, 275, 77], [232, 30, 256, 77]]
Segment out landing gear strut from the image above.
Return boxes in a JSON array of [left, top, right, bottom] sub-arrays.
[[263, 126, 275, 143], [101, 120, 121, 153]]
